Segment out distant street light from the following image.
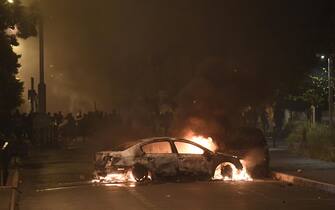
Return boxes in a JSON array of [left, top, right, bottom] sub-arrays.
[[328, 56, 334, 127], [317, 54, 334, 127], [7, 0, 14, 3]]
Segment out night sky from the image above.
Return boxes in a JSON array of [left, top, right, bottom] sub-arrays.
[[17, 0, 334, 113]]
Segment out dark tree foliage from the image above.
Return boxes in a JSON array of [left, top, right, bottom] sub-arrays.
[[289, 69, 329, 109], [0, 0, 37, 135]]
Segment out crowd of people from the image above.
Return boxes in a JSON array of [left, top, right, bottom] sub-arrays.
[[15, 110, 122, 146], [0, 109, 123, 185]]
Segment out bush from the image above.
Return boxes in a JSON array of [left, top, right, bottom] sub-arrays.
[[286, 122, 335, 161]]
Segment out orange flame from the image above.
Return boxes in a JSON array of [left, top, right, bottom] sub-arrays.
[[92, 170, 136, 183], [213, 160, 252, 181], [185, 131, 252, 181], [92, 170, 152, 184], [184, 131, 218, 152]]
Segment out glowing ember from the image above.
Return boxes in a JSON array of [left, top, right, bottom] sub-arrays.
[[213, 160, 252, 181], [184, 131, 218, 152]]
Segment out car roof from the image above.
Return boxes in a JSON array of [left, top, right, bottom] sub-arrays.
[[97, 137, 213, 154], [98, 137, 177, 153], [137, 137, 199, 144], [137, 137, 211, 151], [137, 137, 176, 143]]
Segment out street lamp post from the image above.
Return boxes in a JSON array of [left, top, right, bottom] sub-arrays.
[[38, 15, 46, 113], [317, 54, 334, 127], [328, 56, 334, 127]]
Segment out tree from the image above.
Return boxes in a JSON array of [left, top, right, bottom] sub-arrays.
[[286, 65, 330, 124], [291, 69, 328, 108], [0, 0, 37, 136]]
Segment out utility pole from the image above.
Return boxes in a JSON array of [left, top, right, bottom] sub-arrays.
[[37, 14, 46, 113], [328, 56, 334, 127]]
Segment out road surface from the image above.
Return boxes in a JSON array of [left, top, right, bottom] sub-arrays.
[[19, 144, 335, 210]]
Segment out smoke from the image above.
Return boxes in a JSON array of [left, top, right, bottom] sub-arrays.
[[170, 57, 269, 143], [243, 148, 267, 169], [17, 0, 328, 115]]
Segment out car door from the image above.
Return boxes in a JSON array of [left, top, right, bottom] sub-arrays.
[[141, 140, 178, 176], [174, 141, 212, 176]]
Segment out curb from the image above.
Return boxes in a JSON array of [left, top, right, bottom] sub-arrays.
[[272, 171, 335, 194], [6, 169, 20, 210], [11, 169, 19, 210]]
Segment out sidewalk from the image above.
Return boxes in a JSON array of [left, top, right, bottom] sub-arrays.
[[268, 138, 335, 193], [270, 149, 335, 185]]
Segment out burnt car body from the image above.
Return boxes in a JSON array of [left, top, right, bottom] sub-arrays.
[[94, 137, 243, 182]]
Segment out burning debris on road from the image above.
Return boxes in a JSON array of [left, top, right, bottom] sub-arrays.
[[92, 170, 136, 184]]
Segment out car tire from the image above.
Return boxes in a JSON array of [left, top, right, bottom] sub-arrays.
[[132, 163, 148, 182], [221, 164, 233, 179]]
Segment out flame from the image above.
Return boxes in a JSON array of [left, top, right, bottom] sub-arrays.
[[92, 170, 152, 184], [184, 131, 218, 152], [213, 160, 252, 181], [185, 131, 252, 181], [92, 170, 136, 183]]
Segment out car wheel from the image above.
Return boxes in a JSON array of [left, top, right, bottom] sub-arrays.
[[221, 163, 233, 179], [132, 163, 148, 182], [213, 162, 235, 180]]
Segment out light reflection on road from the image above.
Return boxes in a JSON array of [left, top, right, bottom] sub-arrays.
[[35, 178, 272, 193]]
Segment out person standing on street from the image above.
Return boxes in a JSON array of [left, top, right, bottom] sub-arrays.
[[0, 138, 10, 186]]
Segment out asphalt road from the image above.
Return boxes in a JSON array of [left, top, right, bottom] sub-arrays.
[[19, 143, 335, 210], [21, 180, 335, 210]]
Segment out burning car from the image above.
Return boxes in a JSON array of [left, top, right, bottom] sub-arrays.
[[94, 137, 251, 183]]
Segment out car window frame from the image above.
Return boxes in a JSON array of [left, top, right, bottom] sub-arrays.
[[173, 139, 212, 155], [140, 139, 175, 154]]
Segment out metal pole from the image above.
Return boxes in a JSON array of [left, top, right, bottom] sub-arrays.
[[30, 77, 35, 113], [328, 57, 334, 127], [37, 14, 46, 113], [39, 17, 44, 85]]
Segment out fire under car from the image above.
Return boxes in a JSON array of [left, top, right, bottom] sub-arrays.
[[93, 137, 246, 182]]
